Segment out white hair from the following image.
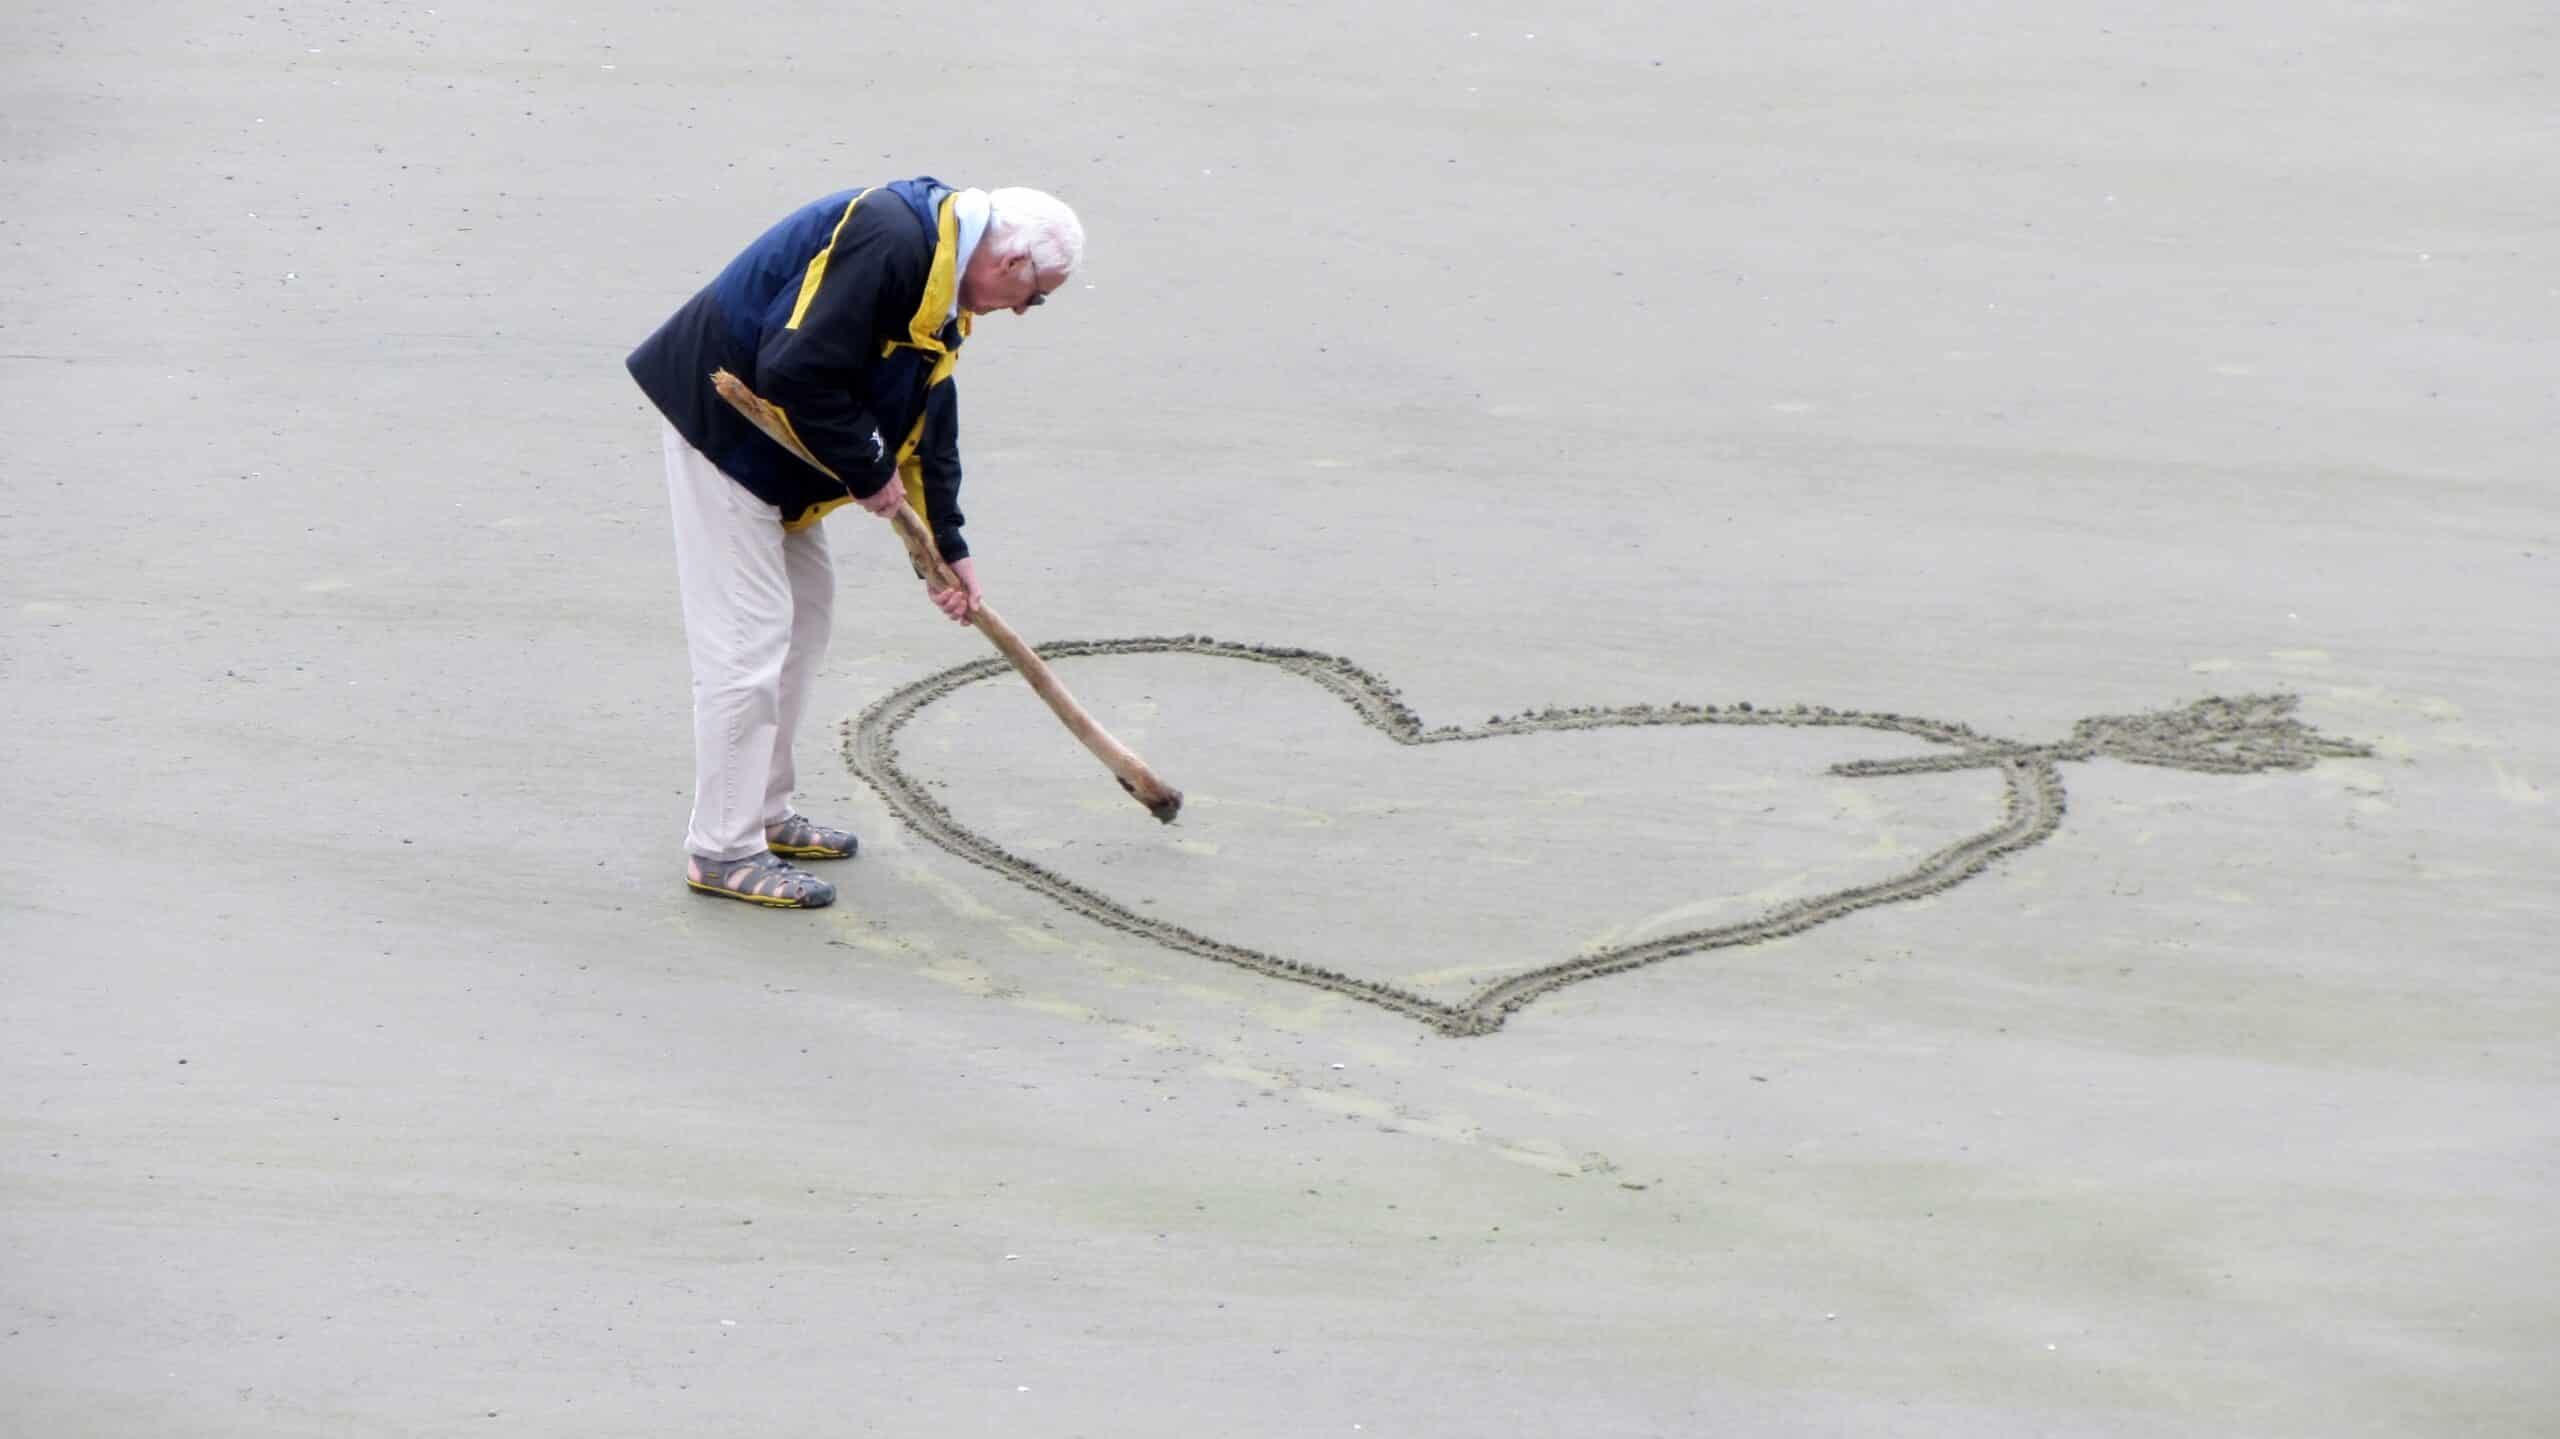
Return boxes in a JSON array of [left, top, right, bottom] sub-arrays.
[[984, 187, 1085, 277]]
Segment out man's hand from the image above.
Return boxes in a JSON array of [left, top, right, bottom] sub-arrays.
[[928, 555, 983, 624], [856, 477, 907, 519]]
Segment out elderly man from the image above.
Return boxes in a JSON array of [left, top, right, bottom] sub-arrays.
[[628, 178, 1082, 909]]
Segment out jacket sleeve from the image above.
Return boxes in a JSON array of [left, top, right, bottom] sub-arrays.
[[915, 379, 968, 562], [754, 202, 921, 500]]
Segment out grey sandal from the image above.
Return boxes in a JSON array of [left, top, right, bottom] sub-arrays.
[[687, 851, 836, 908], [765, 814, 858, 860]]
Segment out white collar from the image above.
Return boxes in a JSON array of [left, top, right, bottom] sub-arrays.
[[949, 188, 991, 322]]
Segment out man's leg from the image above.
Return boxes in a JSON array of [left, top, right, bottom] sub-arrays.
[[763, 517, 835, 832], [663, 425, 801, 865]]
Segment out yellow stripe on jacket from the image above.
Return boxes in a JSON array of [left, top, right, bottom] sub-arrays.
[[784, 188, 874, 332]]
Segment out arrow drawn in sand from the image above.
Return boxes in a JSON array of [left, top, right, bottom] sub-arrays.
[[844, 638, 2371, 1037]]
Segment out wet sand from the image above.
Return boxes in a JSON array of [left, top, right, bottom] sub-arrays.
[[5, 2, 2556, 1434]]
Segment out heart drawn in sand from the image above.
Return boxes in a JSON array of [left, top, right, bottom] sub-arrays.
[[844, 638, 2369, 1037]]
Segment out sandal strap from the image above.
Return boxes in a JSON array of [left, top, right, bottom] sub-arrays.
[[702, 851, 828, 900], [769, 814, 854, 847]]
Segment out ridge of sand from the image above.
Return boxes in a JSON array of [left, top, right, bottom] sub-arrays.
[[846, 637, 2370, 1034]]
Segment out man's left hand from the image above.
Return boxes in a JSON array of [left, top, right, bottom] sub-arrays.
[[928, 555, 983, 623]]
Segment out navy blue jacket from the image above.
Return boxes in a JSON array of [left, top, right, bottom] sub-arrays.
[[628, 179, 972, 554]]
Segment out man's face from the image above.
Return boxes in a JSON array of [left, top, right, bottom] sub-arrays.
[[959, 246, 1064, 317]]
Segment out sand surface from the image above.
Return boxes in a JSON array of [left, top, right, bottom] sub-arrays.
[[5, 2, 2556, 1434]]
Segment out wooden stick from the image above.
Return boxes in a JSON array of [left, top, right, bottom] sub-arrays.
[[709, 370, 1182, 822]]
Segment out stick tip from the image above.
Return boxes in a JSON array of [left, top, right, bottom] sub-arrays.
[[1120, 775, 1183, 823]]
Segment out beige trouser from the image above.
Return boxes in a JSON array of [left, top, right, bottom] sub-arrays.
[[662, 422, 834, 862]]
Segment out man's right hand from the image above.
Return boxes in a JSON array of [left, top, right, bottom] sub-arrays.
[[856, 479, 906, 518]]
